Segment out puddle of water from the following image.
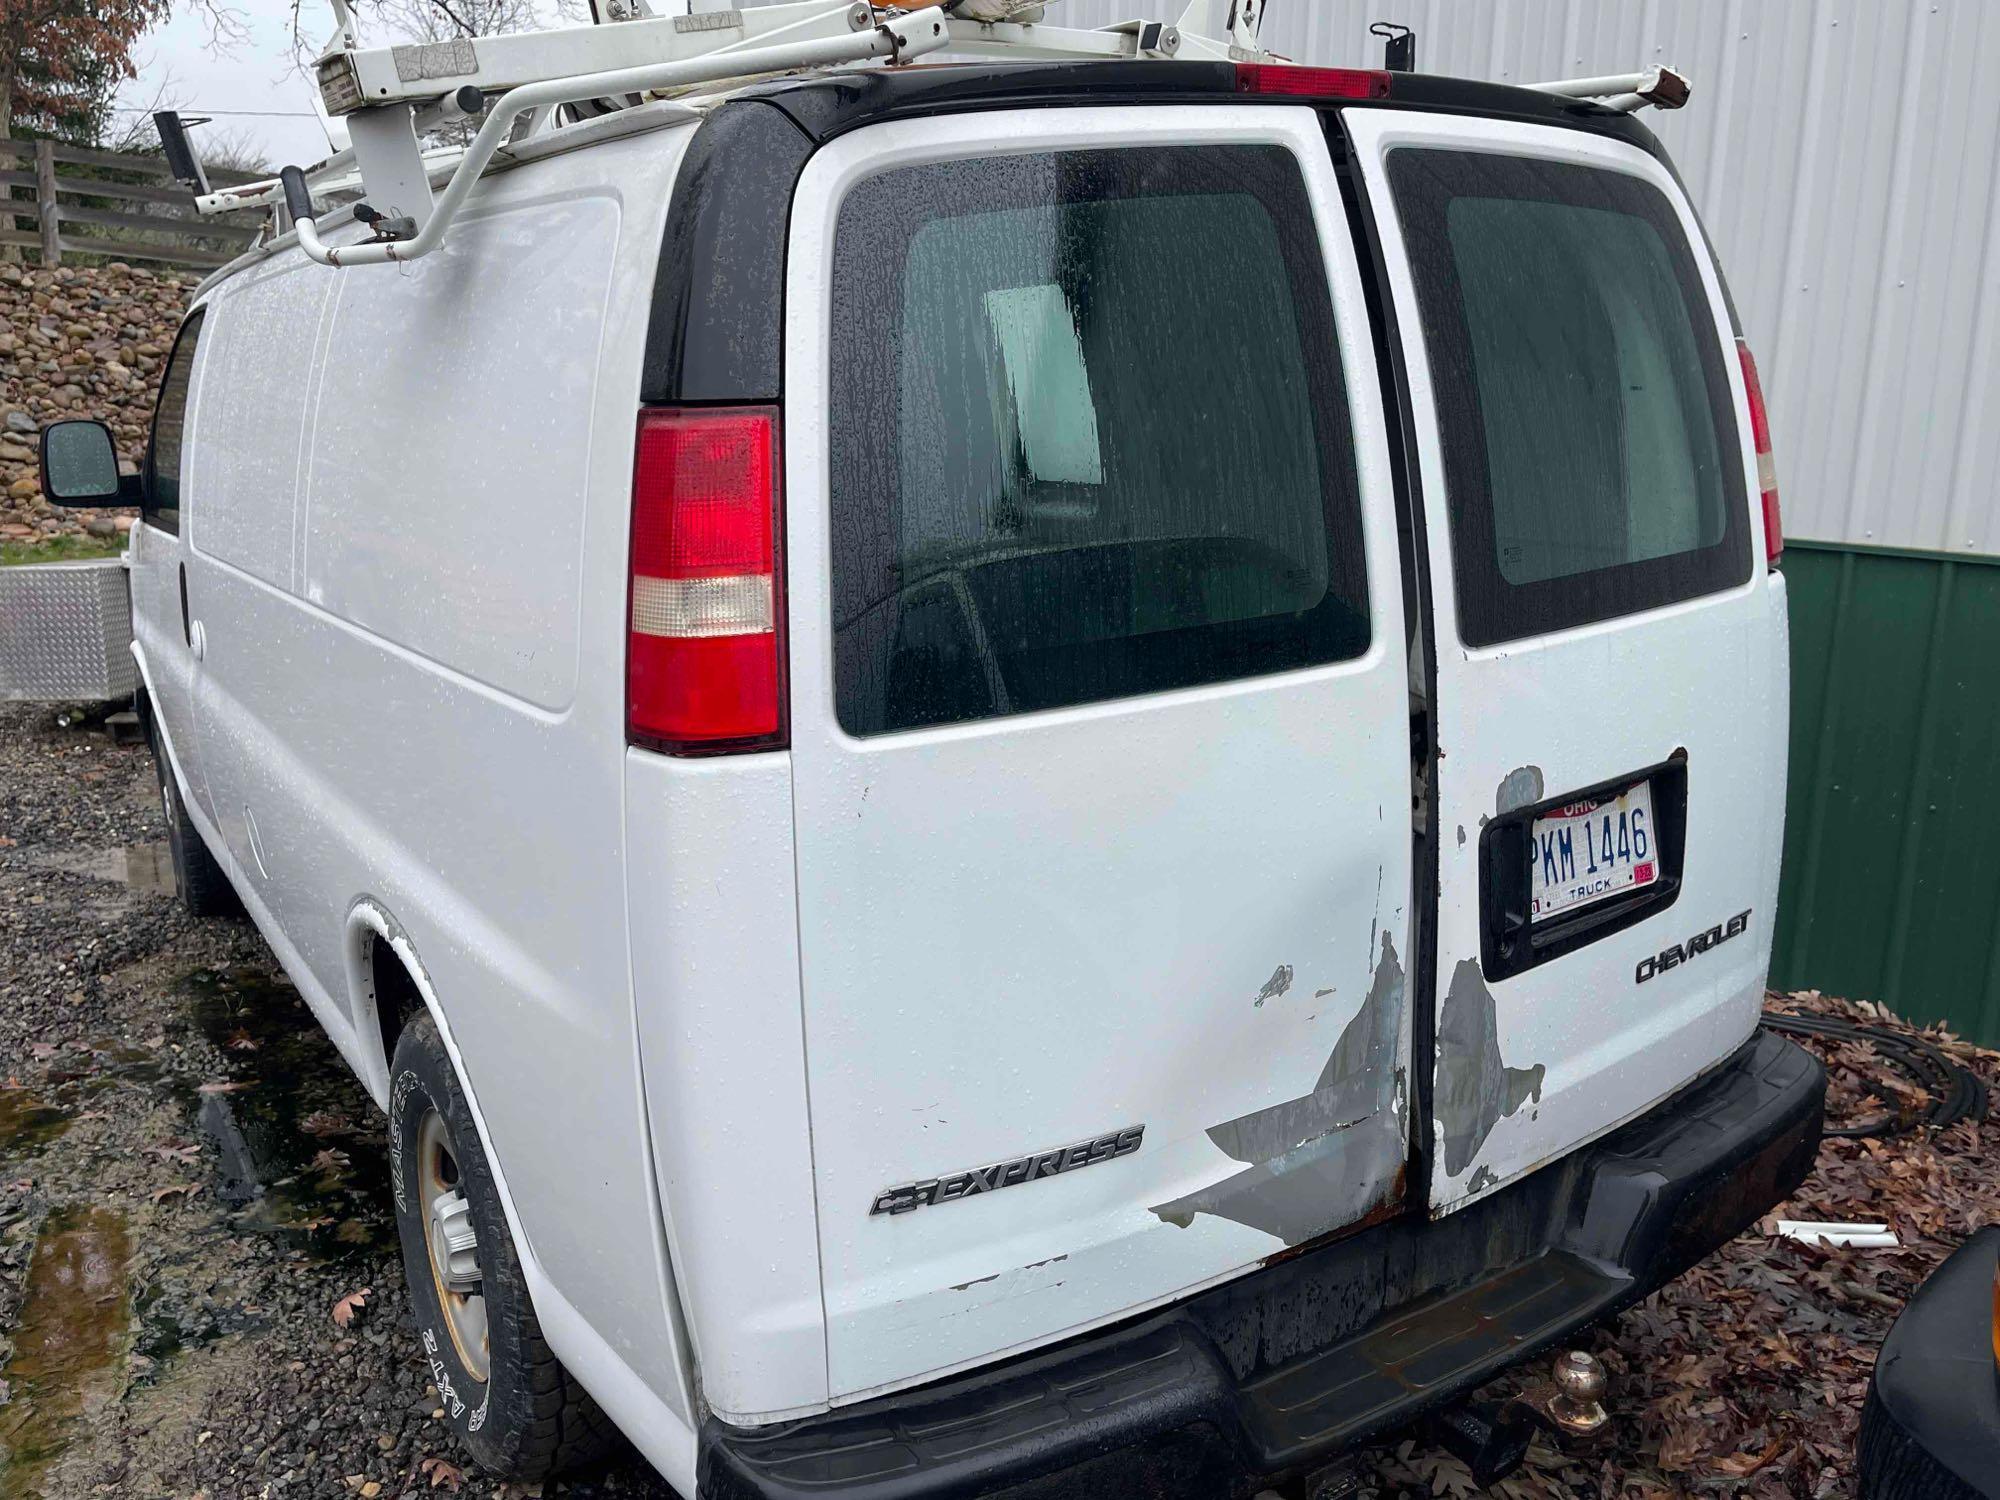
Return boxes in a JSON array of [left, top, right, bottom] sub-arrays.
[[0, 1089, 72, 1157], [178, 967, 392, 1259], [80, 1037, 163, 1086], [128, 1275, 260, 1379], [16, 843, 174, 895], [0, 1207, 133, 1498]]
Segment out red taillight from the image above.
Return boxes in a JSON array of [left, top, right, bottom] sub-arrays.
[[1235, 63, 1391, 99], [1737, 338, 1782, 565], [627, 407, 785, 753]]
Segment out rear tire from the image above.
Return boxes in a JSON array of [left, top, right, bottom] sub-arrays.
[[146, 713, 237, 918], [388, 1011, 617, 1478]]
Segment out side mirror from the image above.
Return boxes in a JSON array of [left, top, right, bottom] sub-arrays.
[[39, 420, 140, 508]]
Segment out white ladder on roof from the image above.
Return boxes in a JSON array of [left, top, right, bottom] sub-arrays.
[[195, 0, 1688, 272]]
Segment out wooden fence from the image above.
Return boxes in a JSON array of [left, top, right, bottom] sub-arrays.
[[0, 138, 269, 270]]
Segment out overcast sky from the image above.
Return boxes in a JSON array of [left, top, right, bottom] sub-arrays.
[[111, 1, 700, 172], [113, 5, 349, 172]]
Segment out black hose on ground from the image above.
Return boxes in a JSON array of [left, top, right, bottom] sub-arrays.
[[1761, 1010, 1988, 1140]]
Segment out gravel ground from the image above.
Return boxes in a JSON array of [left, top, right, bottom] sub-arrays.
[[0, 703, 669, 1500], [1, 700, 1992, 1499]]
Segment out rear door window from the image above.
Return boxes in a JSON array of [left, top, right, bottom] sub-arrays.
[[828, 145, 1369, 737], [1388, 150, 1749, 646]]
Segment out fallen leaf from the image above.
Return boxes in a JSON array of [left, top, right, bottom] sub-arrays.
[[332, 1286, 371, 1328], [226, 1029, 259, 1052], [419, 1456, 465, 1492], [150, 1143, 199, 1165], [1712, 1438, 1787, 1476], [1657, 1420, 1704, 1472], [197, 1079, 254, 1094], [27, 1042, 55, 1061], [311, 1148, 352, 1174], [150, 1183, 202, 1203]]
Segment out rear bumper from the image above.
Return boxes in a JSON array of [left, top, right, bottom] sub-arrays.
[[699, 1029, 1824, 1500], [1859, 1226, 2000, 1500]]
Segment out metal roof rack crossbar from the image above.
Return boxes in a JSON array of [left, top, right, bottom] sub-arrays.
[[187, 1, 1691, 272]]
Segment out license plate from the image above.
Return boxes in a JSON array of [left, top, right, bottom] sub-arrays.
[[1530, 781, 1659, 922]]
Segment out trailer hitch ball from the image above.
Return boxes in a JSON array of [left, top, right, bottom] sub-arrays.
[[1422, 1350, 1611, 1487], [1538, 1349, 1610, 1435]]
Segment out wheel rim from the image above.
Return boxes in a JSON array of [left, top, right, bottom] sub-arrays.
[[417, 1109, 490, 1384]]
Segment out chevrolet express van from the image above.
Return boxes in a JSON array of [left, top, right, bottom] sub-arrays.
[[39, 11, 1824, 1495]]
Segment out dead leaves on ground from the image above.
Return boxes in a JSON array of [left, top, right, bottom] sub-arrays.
[[1369, 989, 2000, 1498], [418, 1456, 464, 1492], [332, 1286, 371, 1329]]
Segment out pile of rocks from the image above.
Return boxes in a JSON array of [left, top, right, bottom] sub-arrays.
[[0, 260, 195, 544]]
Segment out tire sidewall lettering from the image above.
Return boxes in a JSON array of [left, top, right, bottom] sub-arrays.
[[390, 1050, 494, 1444]]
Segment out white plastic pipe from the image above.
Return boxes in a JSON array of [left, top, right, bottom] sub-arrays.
[[1774, 1220, 1900, 1249], [288, 7, 950, 268], [1526, 71, 1650, 98]]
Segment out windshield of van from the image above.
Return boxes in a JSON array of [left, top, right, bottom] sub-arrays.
[[1389, 149, 1751, 646], [828, 144, 1369, 737]]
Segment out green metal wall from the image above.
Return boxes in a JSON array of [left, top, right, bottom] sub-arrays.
[[1774, 540, 2000, 1042]]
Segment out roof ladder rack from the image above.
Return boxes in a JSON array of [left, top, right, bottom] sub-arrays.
[[195, 0, 1287, 268], [194, 2, 1693, 270]]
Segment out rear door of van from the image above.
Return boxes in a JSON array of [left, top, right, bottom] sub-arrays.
[[784, 104, 1415, 1403], [1342, 110, 1787, 1211]]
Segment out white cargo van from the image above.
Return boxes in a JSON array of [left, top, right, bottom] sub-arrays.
[[39, 6, 1824, 1495]]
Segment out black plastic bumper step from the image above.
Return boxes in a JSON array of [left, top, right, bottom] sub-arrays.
[[1246, 1251, 1625, 1460]]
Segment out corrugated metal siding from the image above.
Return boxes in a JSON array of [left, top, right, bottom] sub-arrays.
[[1021, 0, 2000, 553], [1773, 542, 2000, 1040]]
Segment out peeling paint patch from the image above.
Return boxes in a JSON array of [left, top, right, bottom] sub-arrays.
[[1253, 965, 1294, 1008], [1437, 958, 1545, 1178], [1314, 987, 1335, 999], [949, 1272, 1000, 1292], [1456, 824, 1467, 848], [1153, 936, 1406, 1245], [1466, 1165, 1499, 1194], [1495, 765, 1545, 815]]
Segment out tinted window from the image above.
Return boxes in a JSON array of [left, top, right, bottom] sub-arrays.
[[1388, 151, 1749, 646], [144, 308, 205, 537], [829, 145, 1369, 737]]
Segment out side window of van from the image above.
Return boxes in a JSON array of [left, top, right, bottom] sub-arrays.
[[828, 144, 1371, 737], [1387, 150, 1751, 647], [144, 308, 206, 538]]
